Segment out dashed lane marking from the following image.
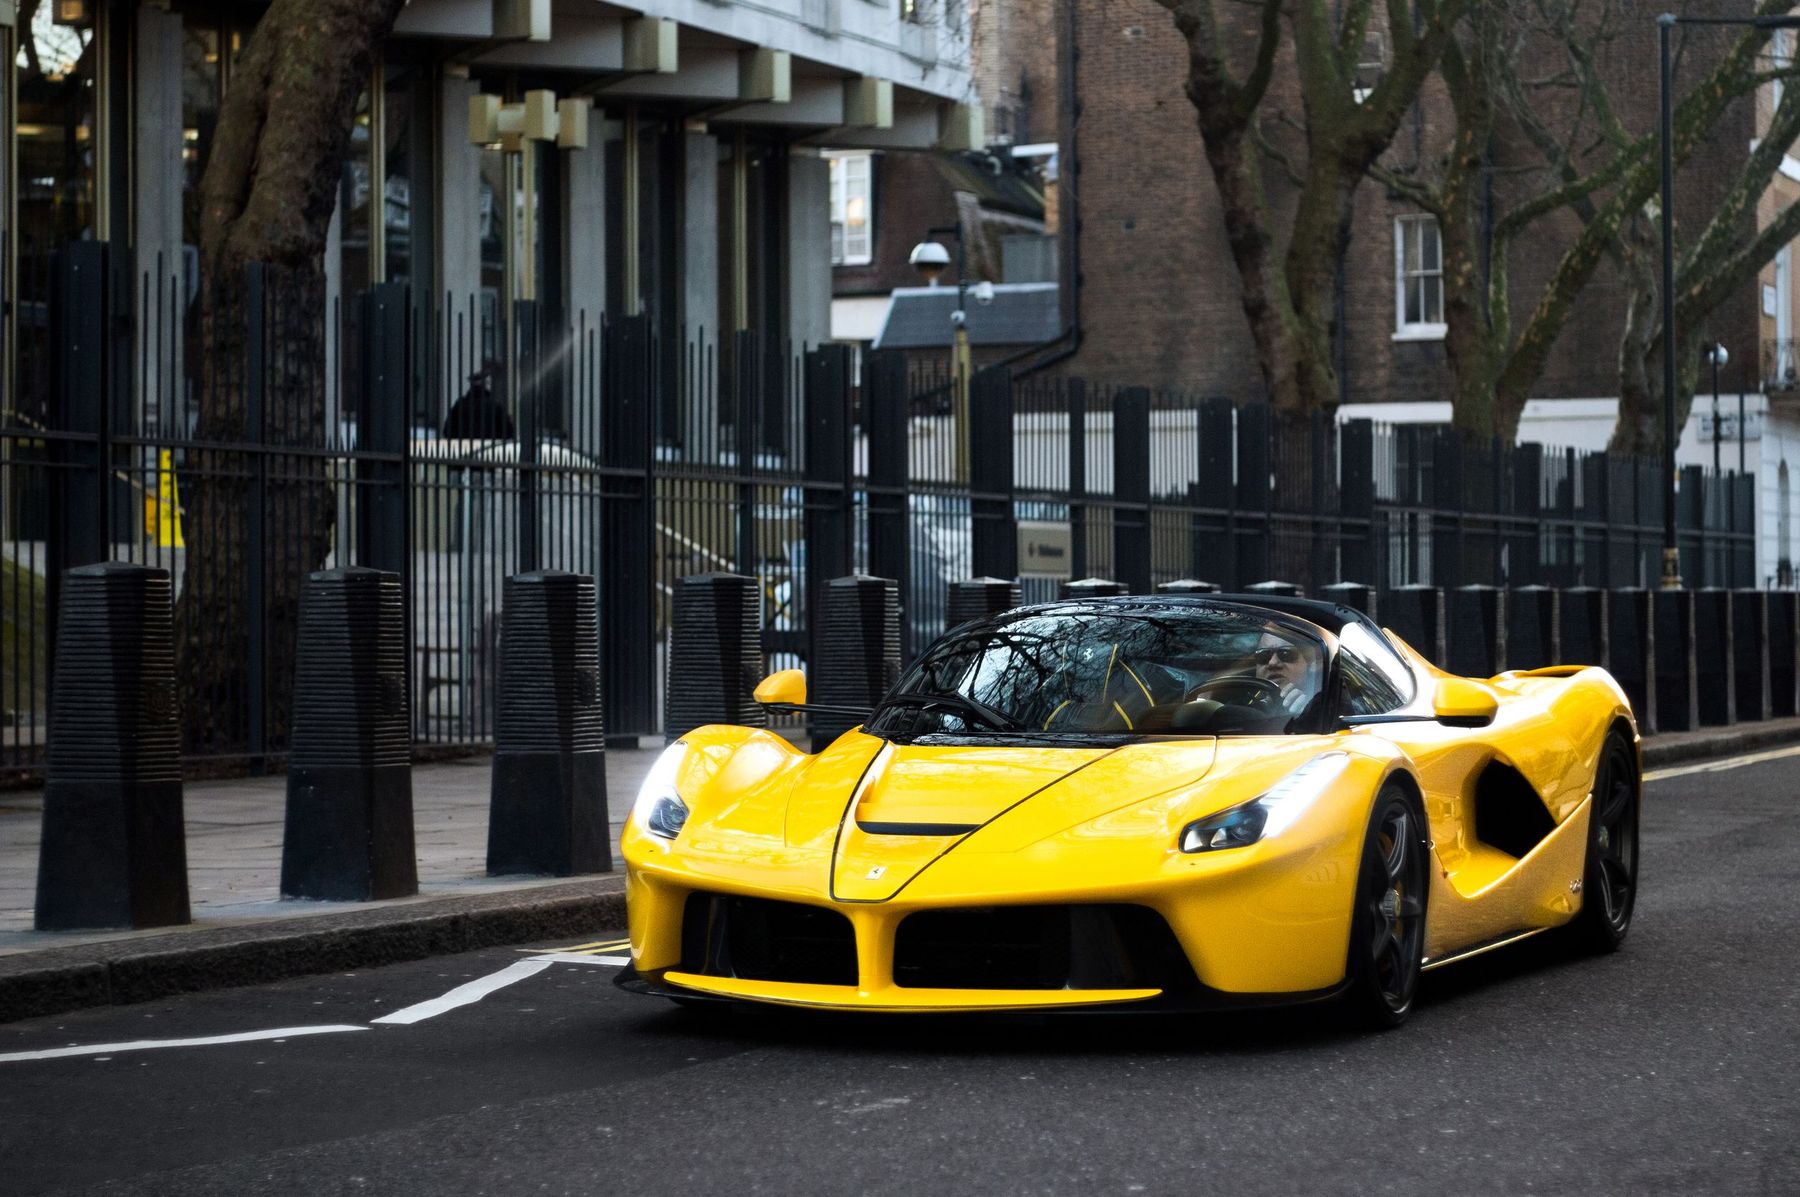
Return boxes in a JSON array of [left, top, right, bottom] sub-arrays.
[[0, 1025, 367, 1064], [1644, 741, 1800, 783]]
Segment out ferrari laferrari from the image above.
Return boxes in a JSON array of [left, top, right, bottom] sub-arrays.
[[617, 595, 1640, 1026]]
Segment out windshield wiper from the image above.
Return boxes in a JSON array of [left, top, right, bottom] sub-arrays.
[[873, 691, 1021, 732]]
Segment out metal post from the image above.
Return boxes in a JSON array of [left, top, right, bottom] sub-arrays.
[[1712, 350, 1721, 476], [1659, 14, 1680, 589]]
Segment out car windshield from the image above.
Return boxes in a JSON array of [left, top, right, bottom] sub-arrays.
[[867, 607, 1330, 740]]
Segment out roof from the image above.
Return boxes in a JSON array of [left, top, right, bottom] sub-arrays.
[[873, 283, 1061, 349]]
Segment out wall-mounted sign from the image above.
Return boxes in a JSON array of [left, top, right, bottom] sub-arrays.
[[1019, 520, 1072, 579]]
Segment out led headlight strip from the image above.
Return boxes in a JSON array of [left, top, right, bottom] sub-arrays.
[[633, 742, 690, 839], [1178, 752, 1352, 853]]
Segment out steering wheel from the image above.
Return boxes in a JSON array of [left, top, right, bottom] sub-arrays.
[[1189, 675, 1283, 708]]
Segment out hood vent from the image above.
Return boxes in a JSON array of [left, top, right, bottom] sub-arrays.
[[856, 820, 980, 836]]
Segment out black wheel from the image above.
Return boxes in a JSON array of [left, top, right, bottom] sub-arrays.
[[1342, 784, 1430, 1029], [1569, 731, 1639, 952]]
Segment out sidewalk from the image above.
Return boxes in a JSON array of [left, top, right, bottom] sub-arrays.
[[2, 717, 1796, 1024], [0, 748, 660, 1022]]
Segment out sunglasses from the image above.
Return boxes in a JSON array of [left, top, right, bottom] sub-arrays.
[[1254, 646, 1302, 665]]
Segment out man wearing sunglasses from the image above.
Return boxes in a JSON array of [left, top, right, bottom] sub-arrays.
[[1252, 631, 1318, 715]]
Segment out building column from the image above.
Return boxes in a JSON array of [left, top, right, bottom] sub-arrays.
[[133, 5, 184, 433], [438, 71, 484, 405], [683, 130, 719, 451], [785, 149, 831, 353]]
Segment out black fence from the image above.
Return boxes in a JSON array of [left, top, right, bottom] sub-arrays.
[[0, 243, 1757, 776]]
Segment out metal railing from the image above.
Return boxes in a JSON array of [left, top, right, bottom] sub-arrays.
[[0, 240, 1758, 778]]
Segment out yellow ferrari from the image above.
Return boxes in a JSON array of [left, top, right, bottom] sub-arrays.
[[617, 595, 1640, 1027]]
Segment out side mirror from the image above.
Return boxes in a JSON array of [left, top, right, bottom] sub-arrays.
[[1432, 677, 1499, 727], [754, 669, 807, 707]]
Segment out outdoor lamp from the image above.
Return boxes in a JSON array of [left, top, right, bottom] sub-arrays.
[[909, 241, 951, 285]]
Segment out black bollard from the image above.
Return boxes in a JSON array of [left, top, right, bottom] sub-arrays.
[[281, 567, 417, 901], [1731, 589, 1770, 724], [1506, 586, 1559, 672], [1447, 585, 1506, 678], [1156, 578, 1222, 595], [489, 571, 610, 877], [1651, 589, 1697, 734], [1319, 582, 1377, 622], [946, 577, 1022, 629], [812, 575, 902, 751], [1769, 591, 1800, 718], [1607, 589, 1656, 730], [35, 563, 189, 930], [1061, 577, 1128, 600], [1245, 580, 1303, 598], [1692, 589, 1734, 727], [1382, 585, 1446, 663], [665, 572, 764, 744], [1558, 587, 1609, 669]]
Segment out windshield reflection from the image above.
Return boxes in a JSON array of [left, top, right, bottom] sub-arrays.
[[868, 609, 1328, 740]]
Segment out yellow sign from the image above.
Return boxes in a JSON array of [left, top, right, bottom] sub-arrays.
[[143, 449, 185, 548]]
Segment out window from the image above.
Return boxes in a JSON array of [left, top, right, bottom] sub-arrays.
[[1394, 214, 1445, 340], [1775, 30, 1792, 113], [828, 151, 873, 266], [1335, 623, 1416, 717]]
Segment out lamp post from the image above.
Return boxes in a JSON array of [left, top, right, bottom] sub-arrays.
[[911, 230, 971, 483], [1660, 11, 1800, 588], [1709, 342, 1728, 475]]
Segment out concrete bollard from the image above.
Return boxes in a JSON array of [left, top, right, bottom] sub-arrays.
[[946, 577, 1022, 629], [1448, 585, 1506, 678], [1156, 578, 1222, 595], [1558, 587, 1609, 669], [1692, 588, 1734, 727], [664, 572, 764, 744], [1245, 580, 1304, 598], [1607, 589, 1656, 731], [1061, 577, 1128, 600], [812, 575, 902, 751], [1506, 586, 1559, 672], [1381, 585, 1446, 663], [35, 563, 189, 931], [281, 567, 417, 901], [1319, 583, 1378, 621], [1731, 589, 1770, 724], [488, 571, 610, 877], [1769, 591, 1800, 718], [1651, 589, 1698, 734]]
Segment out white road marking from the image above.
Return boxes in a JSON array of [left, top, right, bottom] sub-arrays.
[[534, 953, 630, 966], [371, 958, 553, 1025], [0, 1025, 366, 1064], [1644, 741, 1800, 783]]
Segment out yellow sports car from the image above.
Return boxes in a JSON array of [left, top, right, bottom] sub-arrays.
[[617, 595, 1640, 1027]]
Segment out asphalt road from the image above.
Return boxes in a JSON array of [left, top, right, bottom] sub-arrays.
[[3, 749, 1799, 1196]]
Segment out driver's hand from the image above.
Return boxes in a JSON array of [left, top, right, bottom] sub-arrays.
[[1279, 685, 1309, 714]]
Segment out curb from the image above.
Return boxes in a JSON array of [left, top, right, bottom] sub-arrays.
[[1641, 718, 1800, 769], [0, 880, 625, 1026]]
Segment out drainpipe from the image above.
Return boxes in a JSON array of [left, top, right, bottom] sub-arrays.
[[1013, 0, 1083, 378]]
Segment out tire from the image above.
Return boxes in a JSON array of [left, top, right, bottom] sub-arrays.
[[1341, 782, 1431, 1030], [1568, 731, 1640, 953]]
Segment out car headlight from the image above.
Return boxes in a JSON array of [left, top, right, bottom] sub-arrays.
[[634, 743, 690, 840], [1179, 752, 1352, 853]]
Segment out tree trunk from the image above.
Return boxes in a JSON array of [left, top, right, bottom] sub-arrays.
[[177, 0, 405, 754]]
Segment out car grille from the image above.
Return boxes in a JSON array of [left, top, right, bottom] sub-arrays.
[[893, 904, 1198, 991], [679, 892, 858, 986]]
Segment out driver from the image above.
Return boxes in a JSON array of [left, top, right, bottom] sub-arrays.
[[1252, 629, 1320, 715]]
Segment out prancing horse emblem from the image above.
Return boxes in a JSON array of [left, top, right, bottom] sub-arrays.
[[866, 865, 887, 880]]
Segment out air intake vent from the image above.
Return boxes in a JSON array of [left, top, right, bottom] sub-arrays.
[[894, 905, 1196, 991], [680, 893, 858, 986]]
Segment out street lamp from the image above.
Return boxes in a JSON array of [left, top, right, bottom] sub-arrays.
[[1709, 342, 1728, 476], [1660, 11, 1800, 588], [911, 231, 972, 481]]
